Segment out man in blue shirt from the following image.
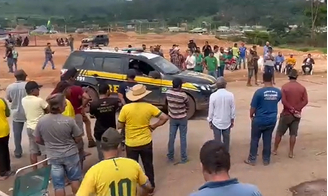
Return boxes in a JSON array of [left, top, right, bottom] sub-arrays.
[[239, 42, 247, 69], [245, 72, 281, 166], [274, 51, 285, 73], [189, 140, 262, 196]]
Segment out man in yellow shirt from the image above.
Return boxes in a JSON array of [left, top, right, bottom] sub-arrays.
[[77, 128, 153, 196], [117, 84, 168, 191], [285, 54, 297, 75], [0, 97, 11, 180], [21, 81, 48, 170]]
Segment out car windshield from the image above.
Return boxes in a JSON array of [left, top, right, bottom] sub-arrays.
[[150, 56, 181, 74]]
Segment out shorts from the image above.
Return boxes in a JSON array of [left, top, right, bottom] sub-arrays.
[[49, 153, 82, 190], [27, 128, 45, 155], [276, 114, 300, 136]]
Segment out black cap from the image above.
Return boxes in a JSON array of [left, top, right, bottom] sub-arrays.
[[127, 69, 136, 79], [101, 128, 123, 149], [172, 78, 183, 88], [25, 81, 43, 94]]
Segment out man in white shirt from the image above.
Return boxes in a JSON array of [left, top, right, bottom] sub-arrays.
[[185, 50, 196, 71], [213, 45, 221, 76], [21, 81, 48, 170], [207, 77, 235, 152]]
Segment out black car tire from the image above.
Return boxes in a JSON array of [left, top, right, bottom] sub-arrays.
[[186, 95, 196, 119]]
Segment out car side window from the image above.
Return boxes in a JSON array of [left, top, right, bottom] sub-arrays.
[[102, 58, 122, 73], [64, 54, 86, 69], [94, 57, 103, 68]]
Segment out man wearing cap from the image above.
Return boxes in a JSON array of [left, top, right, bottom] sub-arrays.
[[90, 83, 119, 161], [273, 69, 308, 158], [117, 84, 168, 190], [77, 128, 154, 196], [166, 78, 189, 164], [207, 77, 235, 152], [6, 69, 28, 158], [42, 42, 55, 70], [34, 93, 83, 196], [22, 81, 48, 169]]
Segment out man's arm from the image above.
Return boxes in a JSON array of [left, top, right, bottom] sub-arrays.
[[117, 106, 126, 130], [230, 94, 236, 127], [40, 98, 49, 113], [149, 107, 168, 130], [5, 87, 12, 103], [207, 94, 214, 128], [136, 162, 154, 196], [34, 122, 45, 145], [117, 85, 126, 105], [297, 88, 308, 111], [1, 98, 10, 117], [281, 88, 294, 111], [71, 119, 83, 143], [76, 169, 96, 196], [250, 91, 259, 119]]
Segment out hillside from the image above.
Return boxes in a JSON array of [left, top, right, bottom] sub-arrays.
[[0, 0, 314, 27]]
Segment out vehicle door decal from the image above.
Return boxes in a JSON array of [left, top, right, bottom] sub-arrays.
[[81, 70, 199, 92]]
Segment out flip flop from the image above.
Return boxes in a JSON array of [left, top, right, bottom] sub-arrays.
[[272, 151, 278, 155], [288, 154, 294, 158]]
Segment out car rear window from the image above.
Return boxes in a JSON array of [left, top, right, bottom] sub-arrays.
[[63, 53, 86, 69]]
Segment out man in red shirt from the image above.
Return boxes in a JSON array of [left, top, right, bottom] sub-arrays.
[[273, 69, 308, 158], [60, 68, 95, 167]]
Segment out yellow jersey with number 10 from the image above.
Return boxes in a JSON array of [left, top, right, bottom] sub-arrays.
[[76, 157, 148, 196]]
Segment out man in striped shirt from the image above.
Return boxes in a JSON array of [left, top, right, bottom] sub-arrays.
[[166, 78, 189, 164]]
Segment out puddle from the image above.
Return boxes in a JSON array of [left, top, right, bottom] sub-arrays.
[[290, 179, 327, 196]]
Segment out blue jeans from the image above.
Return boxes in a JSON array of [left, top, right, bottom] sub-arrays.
[[70, 45, 74, 52], [217, 66, 225, 77], [264, 65, 274, 74], [239, 56, 246, 69], [49, 153, 83, 190], [208, 71, 217, 78], [12, 121, 24, 157], [248, 120, 275, 163], [7, 57, 13, 73], [42, 58, 55, 69], [167, 117, 188, 162], [212, 125, 231, 152], [13, 58, 17, 71]]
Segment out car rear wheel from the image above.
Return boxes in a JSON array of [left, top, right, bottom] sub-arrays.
[[83, 86, 98, 113], [186, 95, 196, 119]]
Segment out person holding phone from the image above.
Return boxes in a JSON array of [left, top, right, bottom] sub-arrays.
[[42, 42, 55, 70]]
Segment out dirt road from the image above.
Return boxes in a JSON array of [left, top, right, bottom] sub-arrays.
[[0, 33, 326, 196]]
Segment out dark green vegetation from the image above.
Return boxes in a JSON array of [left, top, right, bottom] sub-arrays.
[[0, 0, 326, 49]]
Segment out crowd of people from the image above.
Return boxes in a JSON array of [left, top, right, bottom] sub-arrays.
[[0, 61, 309, 196], [0, 36, 313, 196]]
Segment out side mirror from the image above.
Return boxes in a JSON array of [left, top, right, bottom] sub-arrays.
[[149, 71, 161, 79]]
